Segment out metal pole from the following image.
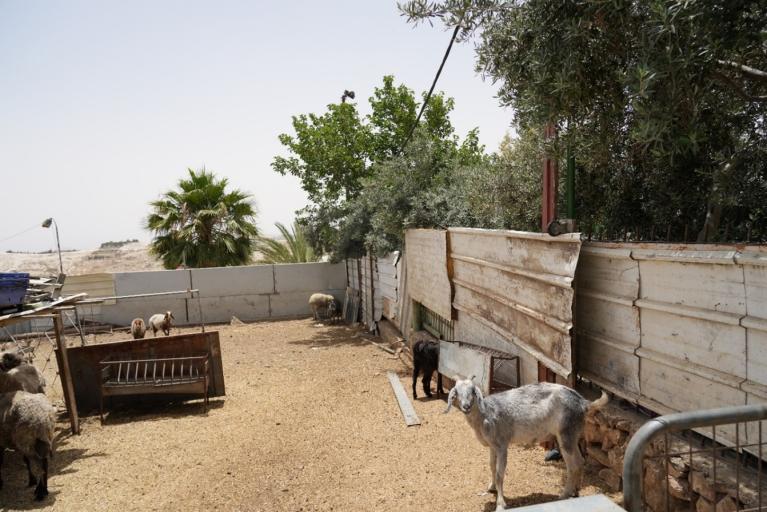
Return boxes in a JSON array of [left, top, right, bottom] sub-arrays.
[[53, 220, 63, 276]]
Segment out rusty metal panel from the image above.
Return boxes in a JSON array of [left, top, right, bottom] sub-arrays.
[[378, 253, 399, 321], [448, 228, 581, 379], [405, 229, 452, 320], [56, 330, 225, 414]]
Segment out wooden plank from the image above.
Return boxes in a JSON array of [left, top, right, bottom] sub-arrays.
[[53, 313, 80, 435], [386, 371, 420, 426], [0, 293, 87, 328]]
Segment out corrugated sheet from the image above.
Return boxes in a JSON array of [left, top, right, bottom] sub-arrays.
[[61, 273, 116, 305], [405, 230, 452, 320], [448, 227, 582, 379], [576, 242, 767, 450], [378, 252, 399, 321]]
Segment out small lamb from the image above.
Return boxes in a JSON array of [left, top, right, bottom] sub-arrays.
[[308, 293, 335, 321], [130, 318, 146, 339], [148, 311, 174, 336], [445, 378, 608, 510], [0, 391, 56, 501]]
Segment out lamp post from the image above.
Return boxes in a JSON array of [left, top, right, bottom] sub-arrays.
[[41, 218, 63, 276]]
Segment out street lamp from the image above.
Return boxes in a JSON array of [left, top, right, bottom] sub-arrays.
[[41, 217, 63, 276]]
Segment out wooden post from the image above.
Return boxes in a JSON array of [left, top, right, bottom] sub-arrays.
[[54, 313, 80, 435]]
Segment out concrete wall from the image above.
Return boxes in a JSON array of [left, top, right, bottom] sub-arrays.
[[91, 262, 347, 326]]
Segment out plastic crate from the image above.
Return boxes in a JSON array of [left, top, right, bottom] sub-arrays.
[[0, 272, 30, 308]]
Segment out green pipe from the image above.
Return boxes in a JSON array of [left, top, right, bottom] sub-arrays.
[[566, 146, 575, 219]]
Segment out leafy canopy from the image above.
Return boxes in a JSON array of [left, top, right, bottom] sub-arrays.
[[401, 0, 767, 242], [146, 168, 259, 269]]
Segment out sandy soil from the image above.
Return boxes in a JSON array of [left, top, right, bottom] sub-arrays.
[[1, 319, 618, 511]]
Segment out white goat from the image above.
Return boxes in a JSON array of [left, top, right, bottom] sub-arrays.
[[308, 293, 335, 321], [445, 378, 608, 511], [130, 318, 146, 339], [148, 311, 174, 336], [0, 391, 56, 501]]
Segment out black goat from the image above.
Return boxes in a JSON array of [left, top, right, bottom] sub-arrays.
[[412, 340, 444, 399]]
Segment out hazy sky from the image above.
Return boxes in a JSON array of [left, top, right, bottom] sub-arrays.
[[0, 1, 513, 252]]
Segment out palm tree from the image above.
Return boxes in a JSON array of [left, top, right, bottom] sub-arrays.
[[146, 168, 258, 268], [255, 221, 319, 263]]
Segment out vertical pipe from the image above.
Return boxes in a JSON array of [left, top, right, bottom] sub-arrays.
[[541, 123, 558, 231], [566, 145, 575, 219]]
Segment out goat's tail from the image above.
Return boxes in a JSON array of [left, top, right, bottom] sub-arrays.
[[586, 391, 609, 414]]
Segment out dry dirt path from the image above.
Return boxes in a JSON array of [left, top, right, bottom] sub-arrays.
[[1, 319, 615, 511]]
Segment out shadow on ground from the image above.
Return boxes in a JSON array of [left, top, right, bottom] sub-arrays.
[[0, 433, 104, 510], [288, 322, 370, 349], [96, 398, 225, 426]]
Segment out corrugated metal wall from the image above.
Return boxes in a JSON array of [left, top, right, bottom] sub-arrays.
[[449, 228, 582, 380], [576, 243, 767, 448], [405, 230, 452, 320]]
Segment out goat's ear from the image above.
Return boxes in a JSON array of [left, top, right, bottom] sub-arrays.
[[473, 383, 484, 402], [444, 387, 456, 414]]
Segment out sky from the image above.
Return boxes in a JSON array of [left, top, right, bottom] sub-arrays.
[[0, 1, 513, 252]]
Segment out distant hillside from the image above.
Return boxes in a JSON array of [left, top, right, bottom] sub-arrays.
[[0, 242, 165, 275], [0, 242, 269, 276]]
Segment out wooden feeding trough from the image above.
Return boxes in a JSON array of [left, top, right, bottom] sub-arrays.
[[57, 330, 225, 416]]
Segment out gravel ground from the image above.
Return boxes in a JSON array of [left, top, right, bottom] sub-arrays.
[[2, 319, 619, 511]]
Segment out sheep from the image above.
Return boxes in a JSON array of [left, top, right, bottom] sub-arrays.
[[0, 391, 56, 501], [0, 351, 24, 371], [445, 378, 608, 511], [130, 318, 146, 339], [412, 339, 443, 399], [148, 311, 174, 336], [0, 353, 46, 394], [308, 293, 335, 321]]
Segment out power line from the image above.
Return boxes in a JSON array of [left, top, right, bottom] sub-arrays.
[[397, 18, 464, 156], [0, 223, 42, 244]]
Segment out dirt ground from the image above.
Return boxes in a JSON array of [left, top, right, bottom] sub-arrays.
[[1, 319, 619, 511]]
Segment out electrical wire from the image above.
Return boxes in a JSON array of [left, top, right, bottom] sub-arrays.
[[0, 222, 42, 244], [397, 17, 465, 156]]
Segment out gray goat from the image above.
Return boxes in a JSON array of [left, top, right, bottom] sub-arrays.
[[445, 378, 608, 511]]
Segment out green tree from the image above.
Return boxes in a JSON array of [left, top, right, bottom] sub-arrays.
[[255, 221, 319, 263], [146, 168, 258, 269], [273, 75, 465, 255], [401, 0, 767, 241]]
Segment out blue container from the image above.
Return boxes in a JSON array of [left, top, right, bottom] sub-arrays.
[[0, 272, 30, 309]]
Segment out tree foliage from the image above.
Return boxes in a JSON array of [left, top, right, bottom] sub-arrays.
[[146, 168, 258, 269], [255, 221, 319, 264], [401, 0, 767, 241]]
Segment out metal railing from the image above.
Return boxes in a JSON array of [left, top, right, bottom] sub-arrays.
[[623, 404, 767, 512]]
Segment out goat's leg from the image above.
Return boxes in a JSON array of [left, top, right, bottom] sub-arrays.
[[494, 445, 508, 511], [30, 457, 46, 501], [422, 368, 434, 397], [487, 448, 497, 493], [412, 362, 420, 399], [24, 456, 36, 486], [556, 430, 584, 498], [436, 372, 444, 397], [0, 447, 4, 489]]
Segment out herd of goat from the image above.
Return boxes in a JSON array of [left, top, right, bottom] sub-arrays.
[[0, 294, 610, 509]]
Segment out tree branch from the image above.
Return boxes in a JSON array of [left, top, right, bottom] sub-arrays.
[[716, 60, 767, 82], [711, 71, 767, 102]]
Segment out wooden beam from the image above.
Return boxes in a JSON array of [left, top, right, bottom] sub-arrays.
[[387, 371, 420, 426], [53, 313, 80, 435]]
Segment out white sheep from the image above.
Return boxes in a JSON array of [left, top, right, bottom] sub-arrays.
[[445, 378, 608, 510], [130, 318, 146, 339], [148, 311, 174, 336], [0, 391, 56, 501], [308, 293, 336, 321]]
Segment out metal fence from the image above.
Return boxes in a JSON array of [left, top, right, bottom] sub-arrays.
[[623, 404, 767, 512]]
